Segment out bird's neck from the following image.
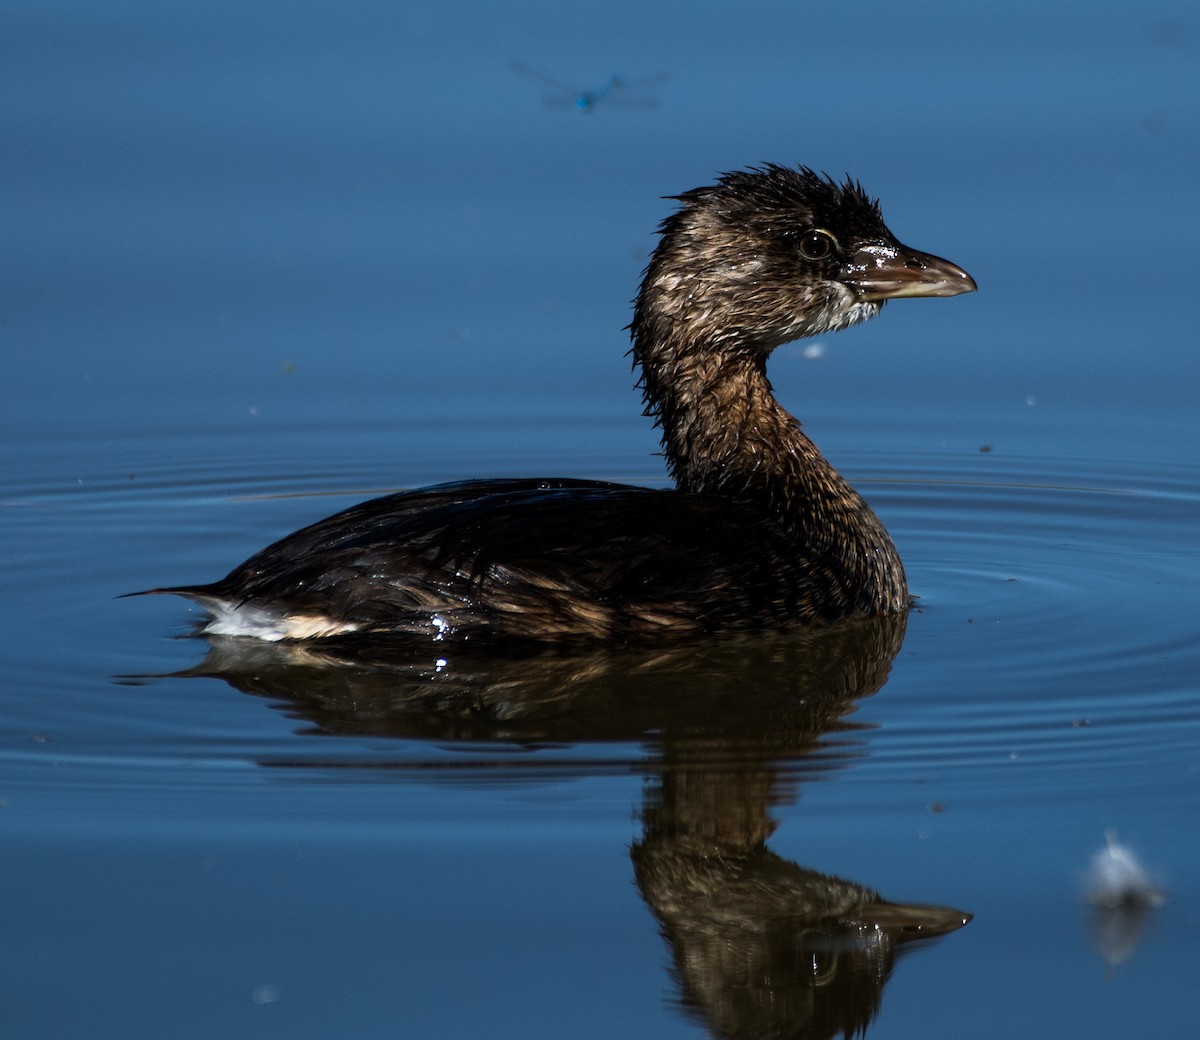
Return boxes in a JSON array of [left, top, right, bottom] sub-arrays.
[[636, 333, 829, 498], [634, 332, 907, 615]]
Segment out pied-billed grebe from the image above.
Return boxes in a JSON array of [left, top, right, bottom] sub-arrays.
[[141, 165, 975, 644]]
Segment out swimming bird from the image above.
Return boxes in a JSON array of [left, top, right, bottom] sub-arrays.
[[139, 165, 975, 645]]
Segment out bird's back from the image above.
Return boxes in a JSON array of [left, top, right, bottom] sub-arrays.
[[148, 478, 843, 644]]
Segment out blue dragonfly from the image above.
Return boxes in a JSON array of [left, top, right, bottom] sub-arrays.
[[511, 60, 667, 113]]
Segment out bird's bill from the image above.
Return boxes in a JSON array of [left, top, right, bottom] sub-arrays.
[[846, 243, 977, 301]]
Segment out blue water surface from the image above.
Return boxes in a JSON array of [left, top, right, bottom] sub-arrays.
[[2, 1, 1198, 1037]]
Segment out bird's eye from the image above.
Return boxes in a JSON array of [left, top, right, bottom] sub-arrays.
[[798, 230, 837, 261]]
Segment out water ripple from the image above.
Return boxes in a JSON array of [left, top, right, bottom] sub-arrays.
[[2, 447, 1197, 804]]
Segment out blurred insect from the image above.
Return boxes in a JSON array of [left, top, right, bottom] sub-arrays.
[[511, 60, 667, 113]]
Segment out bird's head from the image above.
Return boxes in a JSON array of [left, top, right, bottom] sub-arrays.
[[634, 164, 976, 355]]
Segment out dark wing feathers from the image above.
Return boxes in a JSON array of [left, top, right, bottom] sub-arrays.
[[174, 479, 817, 640]]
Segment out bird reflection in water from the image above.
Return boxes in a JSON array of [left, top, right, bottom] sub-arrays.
[[511, 59, 667, 113], [636, 763, 969, 1040], [155, 614, 970, 1038]]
